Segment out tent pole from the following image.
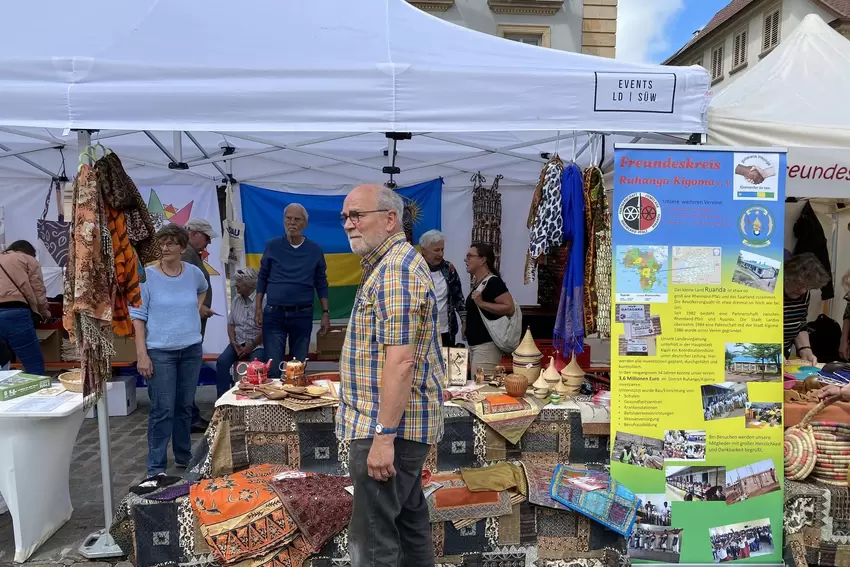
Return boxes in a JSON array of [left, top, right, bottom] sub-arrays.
[[76, 128, 123, 560], [173, 131, 183, 163]]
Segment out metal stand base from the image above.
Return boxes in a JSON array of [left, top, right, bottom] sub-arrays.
[[79, 529, 123, 559]]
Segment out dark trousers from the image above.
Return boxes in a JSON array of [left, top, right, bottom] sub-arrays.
[[0, 308, 44, 375], [215, 345, 266, 398], [263, 305, 312, 378], [348, 437, 433, 567], [147, 343, 204, 475]]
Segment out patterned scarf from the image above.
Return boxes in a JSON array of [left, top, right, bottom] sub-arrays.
[[471, 174, 503, 275], [63, 164, 115, 407], [583, 166, 607, 335], [106, 205, 142, 338], [553, 163, 585, 355], [525, 158, 564, 284]]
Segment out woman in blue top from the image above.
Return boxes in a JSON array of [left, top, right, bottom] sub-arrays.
[[131, 224, 209, 476]]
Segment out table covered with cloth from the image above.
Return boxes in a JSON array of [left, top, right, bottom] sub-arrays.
[[111, 394, 625, 567], [785, 479, 850, 567]]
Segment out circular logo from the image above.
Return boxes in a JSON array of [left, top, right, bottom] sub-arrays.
[[618, 192, 661, 235], [739, 206, 774, 248]]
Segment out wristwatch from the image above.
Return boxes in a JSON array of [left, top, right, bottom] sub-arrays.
[[375, 423, 397, 435], [322, 309, 330, 314]]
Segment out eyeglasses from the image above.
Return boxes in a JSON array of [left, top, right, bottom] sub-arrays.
[[339, 209, 388, 227], [465, 254, 481, 260]]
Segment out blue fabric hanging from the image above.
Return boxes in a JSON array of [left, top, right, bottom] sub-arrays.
[[553, 163, 585, 354]]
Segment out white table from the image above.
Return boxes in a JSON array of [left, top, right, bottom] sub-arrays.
[[0, 384, 85, 563]]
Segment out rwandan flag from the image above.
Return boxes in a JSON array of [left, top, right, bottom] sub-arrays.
[[241, 179, 443, 319]]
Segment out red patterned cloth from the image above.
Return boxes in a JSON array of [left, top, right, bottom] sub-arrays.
[[269, 474, 352, 553]]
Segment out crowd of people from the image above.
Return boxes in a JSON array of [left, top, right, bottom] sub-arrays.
[[746, 404, 782, 427], [617, 442, 664, 470], [663, 430, 706, 460], [711, 525, 773, 562], [703, 391, 747, 421], [637, 500, 671, 526], [629, 527, 682, 555], [667, 476, 725, 502]]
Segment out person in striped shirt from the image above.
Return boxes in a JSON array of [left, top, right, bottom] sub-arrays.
[[336, 184, 444, 567], [784, 253, 830, 363]]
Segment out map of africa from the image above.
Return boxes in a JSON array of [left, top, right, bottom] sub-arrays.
[[615, 245, 668, 301]]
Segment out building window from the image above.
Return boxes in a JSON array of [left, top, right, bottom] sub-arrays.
[[691, 56, 704, 69], [733, 29, 747, 69], [497, 25, 551, 48], [711, 45, 724, 81], [763, 8, 780, 52]]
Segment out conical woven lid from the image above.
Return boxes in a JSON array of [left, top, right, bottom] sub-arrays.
[[542, 358, 561, 384], [533, 358, 552, 390], [553, 375, 570, 395], [561, 356, 584, 378], [513, 328, 541, 358]]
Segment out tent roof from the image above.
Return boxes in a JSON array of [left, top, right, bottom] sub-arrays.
[[708, 14, 850, 148], [0, 0, 709, 134]]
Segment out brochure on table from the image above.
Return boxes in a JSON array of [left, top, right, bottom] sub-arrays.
[[610, 144, 785, 564]]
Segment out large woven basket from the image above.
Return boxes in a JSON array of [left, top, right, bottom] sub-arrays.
[[58, 370, 83, 393], [784, 400, 826, 481], [809, 420, 850, 485]]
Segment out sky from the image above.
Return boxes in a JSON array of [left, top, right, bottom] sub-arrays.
[[617, 0, 732, 64]]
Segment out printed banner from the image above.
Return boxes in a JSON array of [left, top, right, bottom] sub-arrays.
[[138, 185, 228, 355], [610, 146, 786, 564], [240, 179, 442, 319]]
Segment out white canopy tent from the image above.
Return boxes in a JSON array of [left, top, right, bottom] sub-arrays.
[[0, 0, 709, 558], [709, 13, 850, 199], [0, 0, 710, 186]]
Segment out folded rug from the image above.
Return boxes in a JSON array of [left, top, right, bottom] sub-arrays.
[[190, 464, 298, 565], [521, 462, 570, 511], [458, 395, 543, 445], [426, 473, 513, 523], [550, 464, 639, 536], [269, 474, 352, 553]]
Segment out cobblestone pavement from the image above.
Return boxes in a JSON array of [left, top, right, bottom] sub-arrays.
[[0, 385, 217, 566]]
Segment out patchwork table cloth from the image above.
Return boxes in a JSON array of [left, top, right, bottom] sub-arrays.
[[113, 398, 621, 567]]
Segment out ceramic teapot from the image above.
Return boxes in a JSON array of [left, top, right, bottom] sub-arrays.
[[236, 358, 272, 384]]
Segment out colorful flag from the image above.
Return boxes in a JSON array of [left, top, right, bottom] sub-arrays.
[[241, 179, 443, 319]]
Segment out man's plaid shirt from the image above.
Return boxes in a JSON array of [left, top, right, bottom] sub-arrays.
[[335, 232, 445, 444]]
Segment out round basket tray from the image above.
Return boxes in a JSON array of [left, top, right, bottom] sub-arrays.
[[784, 401, 827, 481], [58, 370, 83, 393]]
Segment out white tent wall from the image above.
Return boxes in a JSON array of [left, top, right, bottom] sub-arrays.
[[709, 14, 850, 199]]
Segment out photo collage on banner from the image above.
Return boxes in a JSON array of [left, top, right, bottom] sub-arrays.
[[610, 145, 785, 564]]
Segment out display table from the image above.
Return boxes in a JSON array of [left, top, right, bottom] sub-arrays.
[[0, 387, 86, 562], [785, 479, 850, 567], [785, 400, 850, 428], [111, 389, 623, 567]]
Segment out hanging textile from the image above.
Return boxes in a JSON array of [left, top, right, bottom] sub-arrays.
[[595, 198, 612, 339], [470, 173, 503, 275], [583, 166, 607, 335], [63, 164, 115, 406], [553, 163, 585, 354], [524, 158, 564, 284], [96, 152, 160, 268], [536, 244, 570, 309], [106, 204, 142, 338], [36, 179, 71, 268]]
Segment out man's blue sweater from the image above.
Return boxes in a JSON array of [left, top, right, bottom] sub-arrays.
[[256, 236, 329, 307]]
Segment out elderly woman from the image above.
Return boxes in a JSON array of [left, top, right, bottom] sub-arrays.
[[784, 252, 830, 364], [216, 268, 266, 398], [131, 224, 208, 476], [419, 229, 465, 347]]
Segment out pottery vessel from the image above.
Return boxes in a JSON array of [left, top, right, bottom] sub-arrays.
[[504, 374, 529, 398]]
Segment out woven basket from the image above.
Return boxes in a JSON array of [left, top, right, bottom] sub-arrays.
[[809, 418, 850, 485], [58, 370, 83, 393], [784, 401, 826, 481]]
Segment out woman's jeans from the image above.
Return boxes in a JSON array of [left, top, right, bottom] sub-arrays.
[[146, 343, 204, 476], [0, 308, 44, 375]]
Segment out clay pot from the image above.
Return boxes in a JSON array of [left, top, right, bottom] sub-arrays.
[[504, 374, 529, 398]]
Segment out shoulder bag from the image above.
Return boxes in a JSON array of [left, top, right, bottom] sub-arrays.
[[474, 275, 522, 353]]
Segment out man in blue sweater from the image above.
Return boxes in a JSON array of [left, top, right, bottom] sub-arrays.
[[255, 203, 330, 377]]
